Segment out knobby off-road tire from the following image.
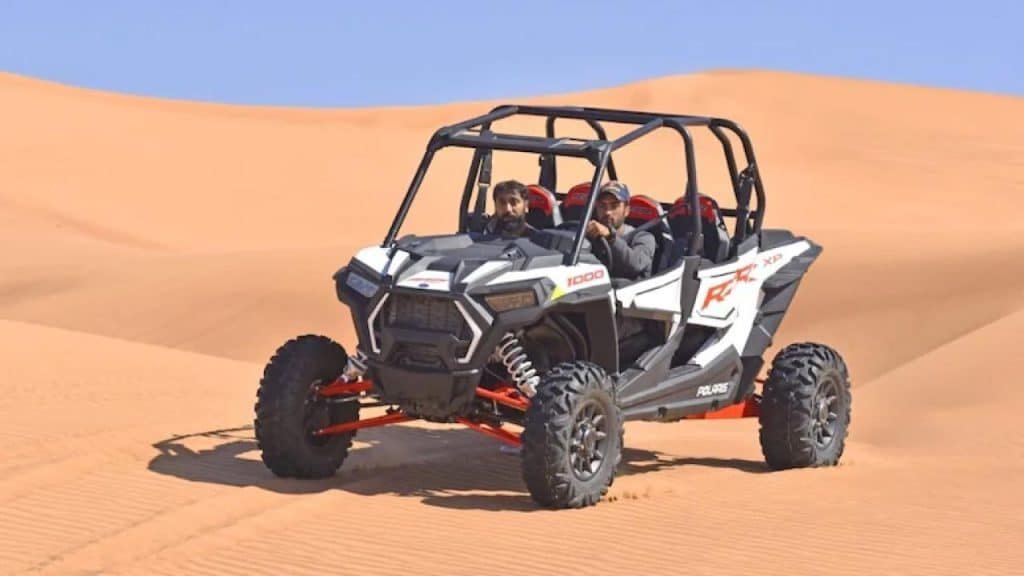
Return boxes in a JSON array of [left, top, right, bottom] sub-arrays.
[[254, 334, 360, 478], [758, 342, 852, 470], [521, 361, 624, 509]]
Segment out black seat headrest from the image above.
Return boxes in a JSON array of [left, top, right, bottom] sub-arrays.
[[667, 193, 730, 263]]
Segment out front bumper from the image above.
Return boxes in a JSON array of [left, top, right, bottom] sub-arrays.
[[369, 360, 482, 420], [362, 290, 488, 419], [336, 266, 554, 418]]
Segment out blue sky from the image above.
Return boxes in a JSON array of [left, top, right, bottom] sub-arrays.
[[0, 1, 1020, 107]]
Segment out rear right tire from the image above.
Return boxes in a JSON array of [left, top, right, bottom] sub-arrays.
[[758, 342, 852, 470]]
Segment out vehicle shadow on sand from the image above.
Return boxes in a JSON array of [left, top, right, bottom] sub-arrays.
[[147, 424, 766, 512]]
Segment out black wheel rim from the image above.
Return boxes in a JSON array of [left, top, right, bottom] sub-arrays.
[[569, 399, 610, 482], [304, 379, 333, 447], [812, 375, 841, 449]]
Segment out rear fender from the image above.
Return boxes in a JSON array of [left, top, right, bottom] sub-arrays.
[[737, 230, 823, 400]]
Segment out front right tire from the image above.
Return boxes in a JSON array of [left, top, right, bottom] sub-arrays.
[[254, 334, 360, 479]]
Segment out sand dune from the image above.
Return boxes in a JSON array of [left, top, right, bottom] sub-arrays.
[[1, 69, 1023, 575]]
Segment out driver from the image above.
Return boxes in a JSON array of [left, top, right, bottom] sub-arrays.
[[585, 181, 656, 280], [483, 179, 538, 239]]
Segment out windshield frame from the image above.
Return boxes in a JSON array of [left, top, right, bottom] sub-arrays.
[[380, 105, 765, 266]]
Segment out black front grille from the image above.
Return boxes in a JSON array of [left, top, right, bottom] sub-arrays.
[[386, 294, 469, 338], [394, 343, 445, 369]]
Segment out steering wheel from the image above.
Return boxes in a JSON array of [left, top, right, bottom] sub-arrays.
[[593, 234, 614, 274], [554, 220, 614, 272]]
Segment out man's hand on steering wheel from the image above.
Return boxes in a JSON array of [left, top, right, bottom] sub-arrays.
[[585, 220, 615, 273], [585, 219, 611, 239]]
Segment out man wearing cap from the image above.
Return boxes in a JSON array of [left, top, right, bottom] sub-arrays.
[[585, 181, 656, 281]]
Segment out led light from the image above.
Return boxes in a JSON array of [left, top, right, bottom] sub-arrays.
[[345, 271, 378, 298], [484, 290, 537, 312]]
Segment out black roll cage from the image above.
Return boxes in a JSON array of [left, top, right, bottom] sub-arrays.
[[382, 104, 766, 265]]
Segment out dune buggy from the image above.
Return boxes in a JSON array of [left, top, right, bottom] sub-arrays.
[[253, 105, 852, 509]]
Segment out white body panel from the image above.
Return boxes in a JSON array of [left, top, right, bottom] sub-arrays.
[[487, 262, 611, 301], [353, 246, 410, 276], [689, 241, 811, 366], [615, 264, 685, 318], [396, 269, 452, 292], [460, 260, 513, 285], [606, 240, 811, 367]]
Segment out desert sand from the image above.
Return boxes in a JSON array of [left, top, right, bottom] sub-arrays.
[[1, 69, 1022, 575]]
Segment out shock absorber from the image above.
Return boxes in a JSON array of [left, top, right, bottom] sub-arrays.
[[341, 349, 368, 382], [495, 332, 539, 397]]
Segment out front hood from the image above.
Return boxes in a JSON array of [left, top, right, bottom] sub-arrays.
[[360, 232, 569, 291], [348, 231, 611, 304], [339, 232, 612, 366]]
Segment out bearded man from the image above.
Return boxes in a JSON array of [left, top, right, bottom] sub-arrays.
[[585, 180, 655, 281], [484, 179, 537, 239]]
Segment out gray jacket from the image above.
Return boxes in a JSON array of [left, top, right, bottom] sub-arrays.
[[593, 223, 656, 280]]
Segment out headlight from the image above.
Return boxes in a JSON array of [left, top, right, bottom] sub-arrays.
[[483, 290, 537, 312], [345, 271, 379, 298]]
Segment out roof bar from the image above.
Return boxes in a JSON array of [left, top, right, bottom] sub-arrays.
[[611, 118, 665, 150], [442, 130, 599, 158]]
